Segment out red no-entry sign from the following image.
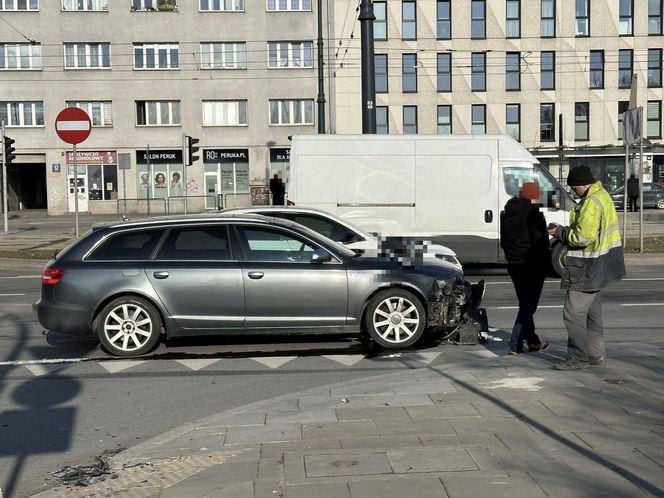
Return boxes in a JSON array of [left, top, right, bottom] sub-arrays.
[[55, 107, 92, 145]]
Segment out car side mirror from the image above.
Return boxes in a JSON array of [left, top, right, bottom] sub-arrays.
[[311, 248, 332, 263]]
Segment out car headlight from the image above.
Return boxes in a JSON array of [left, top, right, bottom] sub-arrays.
[[435, 253, 461, 267]]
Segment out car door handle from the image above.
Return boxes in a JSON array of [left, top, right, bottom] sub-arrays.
[[153, 271, 170, 279], [247, 271, 264, 279]]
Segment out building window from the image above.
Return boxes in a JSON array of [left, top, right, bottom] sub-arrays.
[[575, 102, 589, 141], [64, 43, 111, 69], [200, 42, 246, 69], [403, 105, 418, 134], [62, 0, 108, 10], [506, 52, 520, 90], [375, 54, 388, 93], [619, 49, 633, 88], [0, 43, 42, 70], [374, 1, 387, 40], [203, 100, 247, 126], [618, 100, 629, 140], [66, 101, 113, 127], [437, 105, 452, 134], [402, 53, 417, 93], [541, 0, 555, 37], [402, 1, 416, 40], [506, 104, 520, 141], [201, 0, 244, 10], [619, 0, 633, 35], [437, 0, 451, 39], [266, 0, 308, 11], [506, 0, 520, 38], [576, 0, 589, 36], [472, 104, 486, 134], [541, 51, 555, 90], [650, 0, 663, 35], [647, 100, 662, 138], [269, 99, 314, 125], [0, 0, 38, 10], [471, 0, 486, 38], [267, 41, 313, 68], [471, 52, 486, 91], [0, 101, 44, 126], [589, 50, 604, 89], [377, 106, 389, 134], [540, 103, 555, 141], [437, 53, 451, 92], [134, 43, 179, 69], [131, 0, 179, 11], [648, 48, 662, 87], [136, 100, 181, 126]]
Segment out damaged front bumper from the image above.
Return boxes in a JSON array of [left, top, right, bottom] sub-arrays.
[[427, 277, 486, 330]]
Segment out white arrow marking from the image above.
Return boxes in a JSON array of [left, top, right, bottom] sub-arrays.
[[99, 360, 145, 373], [322, 354, 365, 366], [56, 120, 90, 131], [250, 356, 296, 369], [175, 359, 221, 371]]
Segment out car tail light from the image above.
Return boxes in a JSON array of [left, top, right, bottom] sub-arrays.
[[42, 267, 65, 285]]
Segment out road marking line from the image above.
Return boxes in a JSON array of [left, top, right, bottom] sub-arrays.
[[26, 363, 70, 376], [251, 356, 296, 369], [175, 359, 221, 371], [99, 360, 145, 373], [0, 275, 40, 279], [0, 293, 26, 297], [620, 303, 664, 306], [0, 357, 87, 367], [322, 354, 365, 366], [489, 305, 563, 310]]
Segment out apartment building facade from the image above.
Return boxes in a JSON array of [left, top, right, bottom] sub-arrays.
[[0, 0, 330, 214], [333, 0, 664, 192]]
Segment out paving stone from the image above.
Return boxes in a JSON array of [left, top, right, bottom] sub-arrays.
[[374, 418, 456, 437], [429, 391, 483, 404], [387, 447, 479, 473], [340, 435, 422, 450], [414, 369, 477, 383], [336, 406, 411, 421], [329, 383, 399, 396], [538, 395, 626, 417], [448, 416, 533, 435], [392, 381, 458, 395], [405, 403, 480, 419], [521, 414, 608, 434], [304, 452, 392, 477], [255, 481, 350, 498], [299, 394, 433, 410], [224, 423, 301, 445], [266, 408, 337, 425], [165, 431, 227, 452], [198, 410, 267, 428], [418, 433, 508, 452], [440, 472, 548, 498], [573, 429, 664, 450], [260, 439, 342, 458], [636, 445, 664, 467], [470, 399, 554, 419], [302, 420, 378, 440], [162, 480, 254, 498], [590, 446, 664, 491], [348, 475, 448, 497], [495, 431, 584, 452]]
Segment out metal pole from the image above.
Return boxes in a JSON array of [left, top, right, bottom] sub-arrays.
[[182, 133, 188, 214], [623, 143, 628, 244], [358, 0, 376, 133], [639, 137, 644, 252], [146, 144, 151, 217], [317, 0, 326, 133], [73, 143, 79, 238], [122, 167, 127, 215], [1, 120, 8, 234]]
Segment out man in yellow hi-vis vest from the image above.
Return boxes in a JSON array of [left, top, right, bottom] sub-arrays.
[[547, 165, 626, 370]]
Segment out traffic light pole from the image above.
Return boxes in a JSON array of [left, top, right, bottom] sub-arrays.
[[1, 120, 7, 234]]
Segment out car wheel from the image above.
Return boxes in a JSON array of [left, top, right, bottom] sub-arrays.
[[549, 240, 567, 279], [657, 199, 664, 209], [95, 296, 161, 356], [364, 289, 425, 348]]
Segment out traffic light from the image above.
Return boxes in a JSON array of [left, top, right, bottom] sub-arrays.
[[3, 136, 16, 166], [186, 135, 200, 166]]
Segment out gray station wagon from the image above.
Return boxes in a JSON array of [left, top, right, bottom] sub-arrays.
[[34, 214, 484, 357]]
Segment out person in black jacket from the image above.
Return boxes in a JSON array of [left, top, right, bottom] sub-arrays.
[[627, 174, 639, 212], [500, 182, 550, 355]]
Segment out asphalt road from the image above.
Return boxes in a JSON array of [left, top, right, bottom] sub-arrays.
[[0, 266, 663, 498]]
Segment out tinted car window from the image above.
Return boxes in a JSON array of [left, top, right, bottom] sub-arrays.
[[238, 226, 316, 262], [88, 230, 162, 261], [284, 213, 364, 244], [156, 227, 231, 261]]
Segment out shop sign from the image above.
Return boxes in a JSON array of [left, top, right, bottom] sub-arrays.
[[136, 149, 183, 164], [203, 149, 249, 163], [269, 148, 290, 162], [65, 150, 117, 165]]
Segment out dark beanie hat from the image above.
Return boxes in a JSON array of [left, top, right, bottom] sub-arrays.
[[567, 166, 595, 186]]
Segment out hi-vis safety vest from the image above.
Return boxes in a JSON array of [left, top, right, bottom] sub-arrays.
[[558, 181, 626, 291]]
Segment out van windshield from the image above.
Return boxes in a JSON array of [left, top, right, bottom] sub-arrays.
[[503, 164, 575, 211]]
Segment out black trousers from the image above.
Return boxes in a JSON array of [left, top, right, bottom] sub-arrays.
[[628, 196, 638, 212], [508, 269, 545, 352]]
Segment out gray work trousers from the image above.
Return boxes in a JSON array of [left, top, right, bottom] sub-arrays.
[[563, 289, 605, 361]]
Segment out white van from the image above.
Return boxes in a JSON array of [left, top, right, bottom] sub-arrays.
[[287, 134, 574, 264]]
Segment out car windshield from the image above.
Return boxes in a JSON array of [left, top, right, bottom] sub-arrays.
[[287, 221, 358, 259]]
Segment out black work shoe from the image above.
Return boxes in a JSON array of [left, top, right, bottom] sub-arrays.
[[588, 356, 607, 365], [552, 357, 590, 370]]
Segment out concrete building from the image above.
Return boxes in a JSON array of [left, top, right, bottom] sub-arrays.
[[333, 0, 664, 190], [0, 0, 332, 214]]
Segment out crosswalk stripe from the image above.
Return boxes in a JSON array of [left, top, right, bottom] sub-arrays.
[[175, 359, 222, 371], [322, 354, 365, 366], [25, 363, 70, 376], [250, 356, 296, 369], [99, 360, 145, 373]]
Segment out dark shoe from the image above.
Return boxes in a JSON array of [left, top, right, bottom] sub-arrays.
[[528, 341, 549, 352], [589, 356, 607, 365], [552, 357, 590, 370]]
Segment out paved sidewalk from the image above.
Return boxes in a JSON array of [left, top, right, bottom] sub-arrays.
[[31, 340, 664, 498]]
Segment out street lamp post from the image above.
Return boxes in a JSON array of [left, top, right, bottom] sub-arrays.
[[317, 0, 326, 134], [358, 0, 376, 134]]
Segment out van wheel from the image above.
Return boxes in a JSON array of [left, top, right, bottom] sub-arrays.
[[364, 289, 425, 348], [95, 297, 161, 357], [549, 241, 567, 278]]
